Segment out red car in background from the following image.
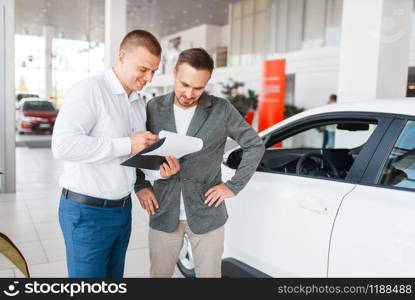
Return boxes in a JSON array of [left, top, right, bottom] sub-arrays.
[[16, 98, 58, 134]]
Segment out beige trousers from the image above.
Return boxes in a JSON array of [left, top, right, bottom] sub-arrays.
[[149, 221, 224, 278]]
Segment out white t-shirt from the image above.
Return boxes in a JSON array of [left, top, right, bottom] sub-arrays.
[[173, 104, 197, 220]]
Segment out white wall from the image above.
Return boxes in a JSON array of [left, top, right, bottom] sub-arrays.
[[150, 46, 340, 109], [159, 23, 229, 74], [160, 23, 229, 53], [295, 71, 339, 109], [160, 24, 207, 51]]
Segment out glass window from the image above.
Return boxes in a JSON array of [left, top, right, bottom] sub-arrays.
[[302, 0, 326, 48], [15, 34, 46, 96], [380, 121, 415, 190], [23, 101, 56, 111], [258, 121, 377, 180]]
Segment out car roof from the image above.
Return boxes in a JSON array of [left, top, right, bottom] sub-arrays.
[[259, 98, 415, 136]]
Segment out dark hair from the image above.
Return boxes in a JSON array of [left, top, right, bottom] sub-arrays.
[[175, 48, 214, 73], [329, 94, 337, 102], [119, 30, 162, 56]]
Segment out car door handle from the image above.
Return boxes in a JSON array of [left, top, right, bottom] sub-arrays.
[[299, 199, 330, 214]]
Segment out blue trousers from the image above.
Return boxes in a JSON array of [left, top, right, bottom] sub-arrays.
[[58, 194, 132, 278]]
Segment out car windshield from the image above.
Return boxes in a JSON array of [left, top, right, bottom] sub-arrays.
[[17, 94, 38, 101], [22, 101, 55, 111]]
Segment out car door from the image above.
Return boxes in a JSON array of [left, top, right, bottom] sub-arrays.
[[222, 113, 393, 277], [329, 117, 415, 277]]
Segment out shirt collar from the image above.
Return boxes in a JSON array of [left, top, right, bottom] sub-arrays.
[[105, 68, 141, 103]]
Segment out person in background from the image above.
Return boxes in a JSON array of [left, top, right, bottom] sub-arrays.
[[322, 94, 337, 148]]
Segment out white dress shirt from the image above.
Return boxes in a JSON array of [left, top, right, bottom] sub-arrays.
[[52, 69, 146, 200], [173, 104, 197, 220]]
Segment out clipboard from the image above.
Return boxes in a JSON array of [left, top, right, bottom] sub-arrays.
[[121, 138, 167, 170], [121, 131, 203, 170]]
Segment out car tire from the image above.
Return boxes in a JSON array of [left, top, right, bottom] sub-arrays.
[[176, 234, 196, 278]]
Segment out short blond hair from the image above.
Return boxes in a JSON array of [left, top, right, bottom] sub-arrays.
[[120, 30, 162, 56]]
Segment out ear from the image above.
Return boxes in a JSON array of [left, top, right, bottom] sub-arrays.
[[118, 49, 126, 64], [173, 66, 177, 77]]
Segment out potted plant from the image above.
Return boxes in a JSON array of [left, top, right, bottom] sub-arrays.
[[220, 79, 258, 124]]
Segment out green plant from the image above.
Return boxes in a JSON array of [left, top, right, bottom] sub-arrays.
[[247, 89, 258, 110], [220, 79, 258, 117], [220, 79, 303, 120], [284, 104, 304, 119]]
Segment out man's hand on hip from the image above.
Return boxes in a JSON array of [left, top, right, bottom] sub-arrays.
[[130, 131, 159, 155], [204, 182, 235, 207], [136, 187, 159, 215], [160, 156, 180, 179]]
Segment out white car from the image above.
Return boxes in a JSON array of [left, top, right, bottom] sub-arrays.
[[178, 99, 415, 277]]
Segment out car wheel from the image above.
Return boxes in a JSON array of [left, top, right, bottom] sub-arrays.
[[177, 234, 195, 278]]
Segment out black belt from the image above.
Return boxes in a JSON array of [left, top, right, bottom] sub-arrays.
[[62, 188, 131, 208]]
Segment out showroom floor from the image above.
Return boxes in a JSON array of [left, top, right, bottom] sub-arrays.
[[0, 135, 183, 278]]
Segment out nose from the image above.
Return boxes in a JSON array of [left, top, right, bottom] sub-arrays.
[[144, 71, 153, 83], [185, 88, 193, 99]]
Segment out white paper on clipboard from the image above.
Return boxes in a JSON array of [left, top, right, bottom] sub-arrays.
[[141, 130, 203, 158]]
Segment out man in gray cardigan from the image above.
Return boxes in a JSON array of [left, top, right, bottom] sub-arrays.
[[135, 48, 265, 277]]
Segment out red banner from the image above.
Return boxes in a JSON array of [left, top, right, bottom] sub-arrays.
[[258, 59, 286, 132]]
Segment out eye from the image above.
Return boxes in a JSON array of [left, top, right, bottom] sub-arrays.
[[139, 67, 147, 72]]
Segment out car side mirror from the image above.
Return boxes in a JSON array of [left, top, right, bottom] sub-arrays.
[[225, 149, 243, 169]]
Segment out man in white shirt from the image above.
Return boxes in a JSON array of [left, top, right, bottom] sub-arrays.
[[52, 30, 179, 278]]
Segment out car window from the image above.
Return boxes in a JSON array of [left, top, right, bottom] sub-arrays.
[[22, 101, 55, 111], [17, 94, 38, 101], [379, 121, 415, 191], [275, 123, 377, 150], [258, 121, 377, 180]]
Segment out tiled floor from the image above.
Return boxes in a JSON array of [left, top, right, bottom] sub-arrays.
[[0, 136, 183, 278]]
